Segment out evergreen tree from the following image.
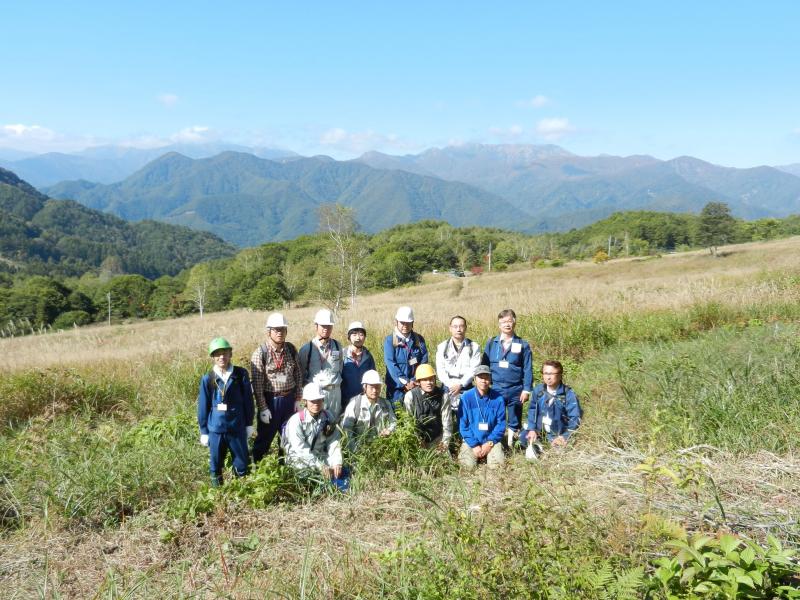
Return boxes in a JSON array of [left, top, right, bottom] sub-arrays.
[[696, 202, 737, 256]]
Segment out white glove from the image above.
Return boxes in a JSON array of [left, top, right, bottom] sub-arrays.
[[259, 408, 272, 424], [200, 434, 209, 447], [246, 426, 255, 438]]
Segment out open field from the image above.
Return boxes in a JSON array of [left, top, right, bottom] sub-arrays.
[[1, 237, 799, 598]]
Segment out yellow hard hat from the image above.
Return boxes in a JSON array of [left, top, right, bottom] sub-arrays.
[[415, 363, 436, 380]]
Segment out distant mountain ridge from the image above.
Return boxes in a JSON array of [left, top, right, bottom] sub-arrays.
[[45, 152, 531, 247], [0, 167, 236, 278], [0, 142, 298, 187], [355, 143, 800, 228]]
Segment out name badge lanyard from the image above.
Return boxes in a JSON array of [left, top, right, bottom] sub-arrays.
[[316, 341, 331, 364], [496, 338, 514, 362], [475, 394, 490, 425], [214, 375, 228, 405], [270, 346, 286, 372]]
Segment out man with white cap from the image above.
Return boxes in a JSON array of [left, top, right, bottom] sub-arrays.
[[383, 306, 429, 410], [250, 312, 303, 462], [435, 315, 482, 414], [298, 308, 344, 420], [341, 369, 396, 450], [341, 321, 376, 408], [283, 382, 345, 488]]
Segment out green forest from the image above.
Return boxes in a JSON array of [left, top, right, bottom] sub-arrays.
[[2, 200, 799, 336]]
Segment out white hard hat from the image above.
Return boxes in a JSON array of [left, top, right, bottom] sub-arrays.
[[302, 382, 326, 401], [265, 312, 288, 328], [314, 308, 335, 326], [347, 321, 366, 335], [395, 306, 414, 322], [361, 370, 383, 385]]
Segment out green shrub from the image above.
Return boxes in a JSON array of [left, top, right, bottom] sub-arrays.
[[51, 309, 92, 329]]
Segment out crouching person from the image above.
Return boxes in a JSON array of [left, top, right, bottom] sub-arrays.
[[283, 382, 348, 490], [341, 369, 396, 451], [404, 363, 452, 451], [523, 360, 582, 459], [197, 337, 255, 486], [457, 365, 505, 470]]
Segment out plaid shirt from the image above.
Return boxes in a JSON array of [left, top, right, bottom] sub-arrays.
[[250, 341, 302, 411]]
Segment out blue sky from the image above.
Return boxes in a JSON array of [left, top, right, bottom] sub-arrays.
[[1, 1, 799, 166]]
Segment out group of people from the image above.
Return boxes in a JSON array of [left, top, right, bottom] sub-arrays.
[[197, 307, 582, 487]]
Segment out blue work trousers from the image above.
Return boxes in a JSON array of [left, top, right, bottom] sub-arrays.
[[252, 393, 296, 462], [496, 385, 523, 432], [208, 430, 249, 485]]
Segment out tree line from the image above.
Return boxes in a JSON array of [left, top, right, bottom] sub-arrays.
[[2, 202, 798, 336]]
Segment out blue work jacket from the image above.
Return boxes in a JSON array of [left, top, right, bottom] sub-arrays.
[[197, 366, 255, 435], [526, 383, 582, 441], [341, 347, 377, 404], [383, 331, 429, 400], [458, 387, 506, 447], [483, 335, 533, 395]]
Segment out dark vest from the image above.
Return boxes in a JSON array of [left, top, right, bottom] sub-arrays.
[[410, 387, 444, 442]]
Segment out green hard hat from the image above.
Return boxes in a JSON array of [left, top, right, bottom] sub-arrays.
[[208, 337, 233, 356]]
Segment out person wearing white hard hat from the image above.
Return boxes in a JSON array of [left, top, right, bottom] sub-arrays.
[[341, 321, 377, 407], [250, 312, 303, 462], [383, 306, 429, 410], [298, 308, 344, 420], [341, 369, 396, 451], [282, 382, 346, 489]]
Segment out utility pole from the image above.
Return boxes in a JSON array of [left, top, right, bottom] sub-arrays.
[[608, 236, 612, 258], [488, 242, 492, 272], [107, 292, 111, 326]]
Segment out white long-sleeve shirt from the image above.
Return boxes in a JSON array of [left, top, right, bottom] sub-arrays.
[[341, 394, 396, 449], [435, 338, 482, 390], [282, 409, 342, 470]]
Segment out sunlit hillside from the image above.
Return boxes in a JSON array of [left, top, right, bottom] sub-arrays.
[[1, 237, 798, 598]]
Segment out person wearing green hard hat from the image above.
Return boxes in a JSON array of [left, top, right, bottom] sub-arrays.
[[197, 337, 255, 486]]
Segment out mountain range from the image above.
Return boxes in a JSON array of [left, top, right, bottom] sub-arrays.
[[44, 152, 526, 247], [0, 167, 235, 278], [19, 142, 800, 247], [0, 142, 297, 187]]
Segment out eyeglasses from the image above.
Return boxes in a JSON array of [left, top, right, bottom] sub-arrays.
[[541, 371, 562, 376]]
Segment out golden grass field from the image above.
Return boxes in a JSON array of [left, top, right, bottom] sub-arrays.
[[1, 236, 799, 598], [4, 236, 799, 373]]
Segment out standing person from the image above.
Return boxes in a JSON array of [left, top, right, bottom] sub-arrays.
[[282, 382, 347, 490], [341, 321, 377, 407], [523, 360, 582, 457], [383, 306, 429, 410], [404, 363, 452, 451], [435, 315, 482, 415], [483, 309, 533, 449], [457, 365, 505, 470], [298, 309, 344, 421], [250, 312, 303, 463], [341, 370, 396, 451], [197, 337, 255, 486]]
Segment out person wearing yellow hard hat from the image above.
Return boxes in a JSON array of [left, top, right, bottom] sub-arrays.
[[197, 337, 255, 486], [403, 363, 452, 452]]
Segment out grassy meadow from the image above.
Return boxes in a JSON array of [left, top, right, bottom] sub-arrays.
[[1, 238, 799, 598]]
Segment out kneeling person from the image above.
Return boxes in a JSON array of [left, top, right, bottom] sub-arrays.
[[524, 360, 582, 455], [283, 383, 344, 485], [404, 363, 452, 450], [341, 369, 396, 450], [457, 365, 506, 470], [197, 337, 255, 486]]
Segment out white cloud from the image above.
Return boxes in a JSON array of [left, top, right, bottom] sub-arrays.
[[318, 127, 414, 155], [157, 93, 179, 108], [517, 95, 549, 109], [535, 117, 575, 141], [0, 123, 101, 153], [118, 126, 218, 149]]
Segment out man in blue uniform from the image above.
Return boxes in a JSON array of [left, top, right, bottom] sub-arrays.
[[523, 360, 582, 458], [483, 309, 533, 449], [197, 337, 255, 486], [457, 365, 506, 470], [383, 306, 429, 410]]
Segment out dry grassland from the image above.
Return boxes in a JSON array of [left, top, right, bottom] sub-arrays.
[[3, 236, 800, 373]]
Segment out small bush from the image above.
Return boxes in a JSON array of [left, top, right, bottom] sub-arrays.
[[51, 310, 92, 329]]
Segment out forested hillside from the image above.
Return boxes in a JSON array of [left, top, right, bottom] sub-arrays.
[[2, 200, 799, 336]]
